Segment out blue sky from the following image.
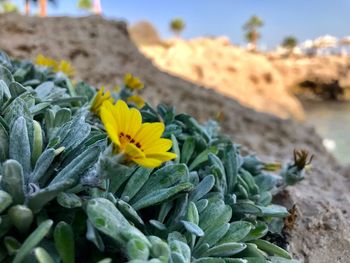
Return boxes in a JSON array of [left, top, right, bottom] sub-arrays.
[[11, 0, 350, 47]]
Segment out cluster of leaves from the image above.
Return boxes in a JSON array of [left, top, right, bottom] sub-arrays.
[[169, 18, 185, 36], [243, 15, 264, 46], [0, 51, 305, 263], [0, 0, 19, 13]]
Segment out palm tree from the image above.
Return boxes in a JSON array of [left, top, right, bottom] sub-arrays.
[[77, 0, 92, 11], [77, 0, 102, 14], [170, 18, 185, 37], [0, 1, 19, 13], [243, 15, 264, 50], [282, 36, 298, 51]]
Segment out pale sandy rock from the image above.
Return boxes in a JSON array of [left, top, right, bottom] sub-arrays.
[[139, 37, 305, 120], [271, 55, 350, 99], [129, 21, 162, 46]]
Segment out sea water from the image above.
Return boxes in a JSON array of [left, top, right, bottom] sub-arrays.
[[302, 100, 350, 165]]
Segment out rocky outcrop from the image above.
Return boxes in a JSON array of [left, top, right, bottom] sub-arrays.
[[139, 37, 305, 120], [0, 14, 349, 262], [129, 21, 162, 46], [271, 55, 350, 100]]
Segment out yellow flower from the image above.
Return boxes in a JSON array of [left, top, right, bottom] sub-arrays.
[[124, 73, 144, 90], [35, 55, 75, 78], [113, 85, 121, 92], [91, 87, 113, 115], [127, 95, 145, 108], [57, 60, 75, 77], [35, 54, 58, 70], [100, 100, 176, 168]]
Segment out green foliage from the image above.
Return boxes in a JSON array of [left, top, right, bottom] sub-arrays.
[[282, 36, 298, 50], [243, 15, 264, 31], [77, 0, 93, 11], [0, 51, 303, 262], [170, 18, 186, 36], [0, 1, 19, 13], [243, 15, 264, 47]]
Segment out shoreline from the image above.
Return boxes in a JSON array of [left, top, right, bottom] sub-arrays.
[[300, 98, 350, 165]]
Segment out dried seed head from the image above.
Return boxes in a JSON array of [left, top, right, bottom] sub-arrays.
[[293, 149, 313, 170]]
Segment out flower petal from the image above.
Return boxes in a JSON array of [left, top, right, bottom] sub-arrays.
[[134, 122, 165, 147], [146, 152, 177, 162], [125, 108, 142, 138], [100, 104, 120, 146], [91, 87, 114, 114], [115, 100, 129, 133], [104, 123, 120, 146], [125, 143, 145, 159], [133, 157, 163, 168], [143, 138, 173, 154]]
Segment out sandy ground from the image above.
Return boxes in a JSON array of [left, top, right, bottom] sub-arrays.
[[0, 14, 349, 262]]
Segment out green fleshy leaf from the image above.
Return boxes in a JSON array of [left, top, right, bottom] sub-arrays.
[[31, 120, 43, 165], [218, 221, 252, 244], [126, 238, 150, 261], [203, 242, 246, 257], [252, 239, 291, 259], [189, 146, 218, 171], [8, 205, 33, 233], [0, 121, 9, 162], [181, 136, 195, 164], [28, 179, 75, 212], [86, 198, 150, 246], [49, 144, 101, 185], [1, 159, 25, 204], [54, 221, 75, 263], [13, 220, 53, 263], [189, 174, 215, 202], [243, 222, 268, 242], [0, 190, 12, 213], [132, 182, 193, 210], [193, 257, 225, 263], [86, 219, 105, 251], [121, 167, 152, 200], [57, 192, 82, 208], [34, 247, 56, 263], [117, 199, 144, 226], [181, 220, 204, 237], [4, 236, 21, 255], [9, 116, 31, 177]]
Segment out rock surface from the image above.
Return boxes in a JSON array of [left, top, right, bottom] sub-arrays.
[[271, 55, 350, 100], [129, 21, 162, 46], [139, 37, 305, 120], [0, 14, 349, 263], [137, 33, 350, 110]]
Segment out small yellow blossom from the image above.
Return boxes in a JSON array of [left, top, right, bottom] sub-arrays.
[[57, 60, 75, 77], [124, 73, 144, 90], [35, 55, 75, 77], [113, 85, 121, 92], [263, 162, 282, 171], [35, 54, 58, 70], [91, 87, 113, 115], [100, 100, 176, 168], [127, 95, 145, 109]]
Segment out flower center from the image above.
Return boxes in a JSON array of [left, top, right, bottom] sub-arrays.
[[119, 132, 143, 150]]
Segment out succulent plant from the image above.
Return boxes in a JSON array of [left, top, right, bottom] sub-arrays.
[[0, 51, 303, 263]]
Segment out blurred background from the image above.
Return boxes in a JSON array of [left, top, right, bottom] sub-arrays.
[[2, 2, 350, 261], [1, 0, 350, 164]]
